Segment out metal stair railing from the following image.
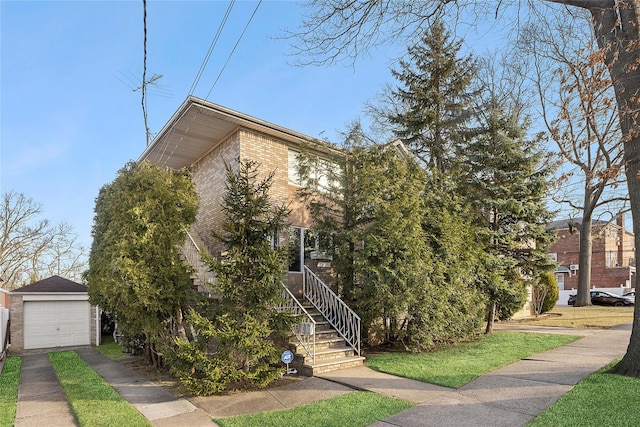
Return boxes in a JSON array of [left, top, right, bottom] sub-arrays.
[[179, 229, 215, 295], [277, 283, 316, 362], [303, 266, 361, 356]]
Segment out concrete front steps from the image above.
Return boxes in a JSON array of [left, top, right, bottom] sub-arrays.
[[289, 304, 365, 376]]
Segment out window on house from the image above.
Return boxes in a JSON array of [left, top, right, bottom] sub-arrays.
[[606, 250, 619, 267], [288, 150, 302, 186], [555, 273, 565, 290], [288, 149, 340, 190], [549, 253, 557, 262]]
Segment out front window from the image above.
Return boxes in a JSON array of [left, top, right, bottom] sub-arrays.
[[288, 150, 302, 186], [288, 148, 340, 190]]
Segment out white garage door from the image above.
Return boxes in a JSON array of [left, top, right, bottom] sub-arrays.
[[24, 300, 90, 349]]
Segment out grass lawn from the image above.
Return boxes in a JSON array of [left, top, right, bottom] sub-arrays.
[[0, 357, 21, 426], [215, 391, 414, 427], [523, 305, 634, 328], [48, 351, 151, 427], [367, 331, 580, 388], [94, 334, 130, 360], [530, 360, 640, 426]]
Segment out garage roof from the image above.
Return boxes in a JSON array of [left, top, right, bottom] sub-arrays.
[[11, 276, 87, 293]]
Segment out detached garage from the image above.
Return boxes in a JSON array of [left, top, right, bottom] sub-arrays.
[[9, 276, 99, 353]]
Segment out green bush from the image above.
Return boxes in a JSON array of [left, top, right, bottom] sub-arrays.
[[496, 271, 529, 320], [163, 309, 286, 396], [536, 271, 559, 314]]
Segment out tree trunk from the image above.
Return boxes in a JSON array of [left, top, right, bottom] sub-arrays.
[[565, 0, 640, 377], [485, 301, 496, 334], [175, 304, 187, 340], [575, 216, 593, 306]]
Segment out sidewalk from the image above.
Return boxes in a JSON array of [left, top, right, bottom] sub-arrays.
[[12, 323, 632, 426], [331, 323, 631, 427]]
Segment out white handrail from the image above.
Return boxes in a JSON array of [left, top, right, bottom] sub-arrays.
[[277, 284, 316, 361], [179, 229, 215, 294], [303, 266, 361, 356]]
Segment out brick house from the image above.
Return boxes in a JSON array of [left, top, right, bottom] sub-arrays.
[[138, 96, 363, 374], [548, 217, 636, 291]]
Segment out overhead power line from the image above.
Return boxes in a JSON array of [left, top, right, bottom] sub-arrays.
[[205, 0, 262, 100], [189, 1, 236, 96], [142, 0, 150, 146]]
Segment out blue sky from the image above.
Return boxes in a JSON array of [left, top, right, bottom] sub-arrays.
[[1, 0, 412, 249], [3, 1, 580, 253]]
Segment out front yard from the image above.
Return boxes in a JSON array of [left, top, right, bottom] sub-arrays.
[[1, 305, 637, 426]]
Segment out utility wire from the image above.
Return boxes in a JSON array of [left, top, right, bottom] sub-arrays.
[[189, 1, 236, 96], [142, 0, 151, 146], [205, 0, 262, 100]]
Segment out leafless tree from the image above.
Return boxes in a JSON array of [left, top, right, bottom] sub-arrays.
[[519, 9, 627, 307], [0, 191, 87, 289]]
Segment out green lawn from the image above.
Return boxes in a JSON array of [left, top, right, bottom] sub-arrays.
[[530, 360, 640, 426], [367, 331, 581, 388], [0, 357, 21, 426], [215, 391, 414, 427], [94, 334, 129, 360], [48, 351, 150, 427]]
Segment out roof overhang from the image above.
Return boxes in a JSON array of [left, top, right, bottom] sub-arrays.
[[138, 96, 318, 169]]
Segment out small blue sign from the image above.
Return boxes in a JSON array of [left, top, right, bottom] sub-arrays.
[[281, 350, 294, 364]]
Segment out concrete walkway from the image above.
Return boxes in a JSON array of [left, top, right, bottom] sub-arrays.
[[322, 323, 631, 427], [10, 323, 632, 426]]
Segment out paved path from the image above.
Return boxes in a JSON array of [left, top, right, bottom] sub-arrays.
[[15, 353, 77, 426], [322, 323, 632, 426], [8, 323, 632, 426]]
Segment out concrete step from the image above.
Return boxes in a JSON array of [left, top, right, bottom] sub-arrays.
[[293, 355, 366, 376], [300, 346, 357, 364], [289, 336, 347, 353]]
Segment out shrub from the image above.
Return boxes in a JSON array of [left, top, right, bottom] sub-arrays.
[[534, 271, 559, 314]]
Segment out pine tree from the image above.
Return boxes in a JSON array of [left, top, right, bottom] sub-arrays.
[[297, 129, 485, 351], [388, 19, 477, 173], [208, 159, 292, 387], [461, 107, 556, 332]]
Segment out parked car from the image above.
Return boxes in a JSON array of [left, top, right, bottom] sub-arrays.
[[623, 291, 635, 298], [568, 291, 634, 307]]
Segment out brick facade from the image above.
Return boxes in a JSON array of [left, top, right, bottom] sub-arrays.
[[143, 98, 335, 294], [9, 293, 98, 354], [549, 219, 636, 291]]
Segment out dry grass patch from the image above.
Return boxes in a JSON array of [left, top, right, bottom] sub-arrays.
[[524, 305, 633, 328]]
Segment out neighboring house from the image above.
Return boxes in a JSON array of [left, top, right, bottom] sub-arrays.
[[0, 286, 9, 308], [548, 217, 636, 291], [1, 286, 8, 357], [9, 276, 100, 354], [139, 96, 362, 374]]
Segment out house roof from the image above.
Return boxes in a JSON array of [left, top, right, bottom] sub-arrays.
[[138, 96, 318, 169], [10, 276, 87, 293], [547, 218, 608, 230]]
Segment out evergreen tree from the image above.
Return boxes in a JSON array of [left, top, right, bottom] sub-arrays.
[[388, 19, 477, 173], [165, 160, 294, 395], [461, 107, 556, 332], [297, 129, 485, 351], [86, 161, 199, 366], [207, 159, 292, 388]]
